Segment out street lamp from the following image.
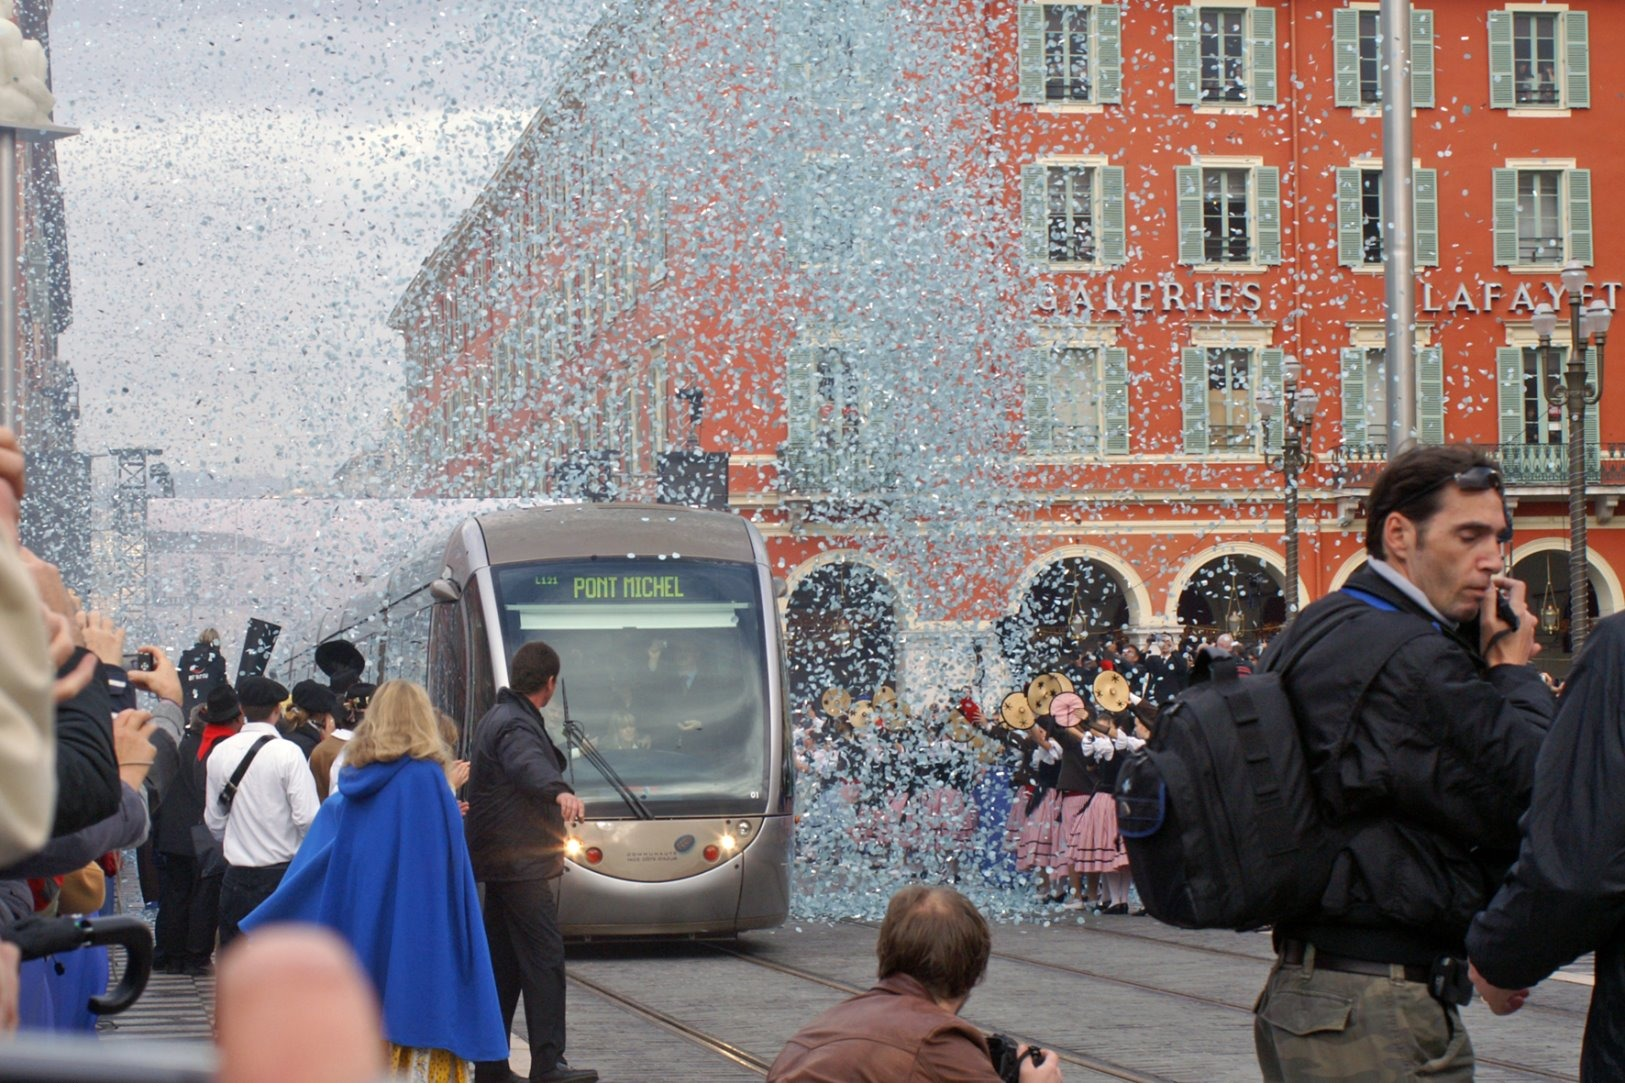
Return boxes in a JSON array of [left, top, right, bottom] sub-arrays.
[[1256, 356, 1321, 618], [1532, 257, 1611, 653]]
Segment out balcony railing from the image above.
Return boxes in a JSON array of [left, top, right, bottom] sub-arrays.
[[779, 443, 896, 496], [1330, 443, 1625, 489]]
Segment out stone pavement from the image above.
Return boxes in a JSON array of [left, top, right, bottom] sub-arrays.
[[85, 852, 1591, 1083]]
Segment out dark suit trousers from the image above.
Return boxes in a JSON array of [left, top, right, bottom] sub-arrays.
[[217, 863, 288, 949], [155, 852, 223, 967], [477, 877, 567, 1076]]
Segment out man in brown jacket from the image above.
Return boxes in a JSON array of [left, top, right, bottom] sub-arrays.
[[768, 886, 1061, 1083]]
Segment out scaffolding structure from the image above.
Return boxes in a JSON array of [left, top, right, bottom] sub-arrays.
[[105, 447, 163, 630]]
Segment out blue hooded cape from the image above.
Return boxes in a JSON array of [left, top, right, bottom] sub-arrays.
[[242, 757, 508, 1062]]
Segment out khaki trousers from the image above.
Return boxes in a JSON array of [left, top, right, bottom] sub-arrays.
[[1254, 948, 1474, 1082]]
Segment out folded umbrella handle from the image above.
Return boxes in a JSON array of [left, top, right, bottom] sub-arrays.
[[1, 913, 154, 1016]]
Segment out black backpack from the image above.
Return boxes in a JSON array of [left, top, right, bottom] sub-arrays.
[[1114, 590, 1432, 930]]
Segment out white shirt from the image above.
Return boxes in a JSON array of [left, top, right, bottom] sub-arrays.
[[328, 729, 354, 797], [205, 722, 320, 867], [1366, 557, 1455, 628]]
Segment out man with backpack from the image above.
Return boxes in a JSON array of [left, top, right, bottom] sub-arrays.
[[1246, 445, 1554, 1080]]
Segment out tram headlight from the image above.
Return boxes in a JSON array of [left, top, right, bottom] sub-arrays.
[[565, 837, 584, 859], [719, 833, 737, 853]]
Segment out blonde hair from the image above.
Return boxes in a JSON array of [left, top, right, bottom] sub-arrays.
[[344, 680, 450, 772]]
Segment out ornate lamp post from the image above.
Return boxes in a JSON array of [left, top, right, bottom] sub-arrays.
[[1531, 259, 1611, 653], [1256, 356, 1320, 618]]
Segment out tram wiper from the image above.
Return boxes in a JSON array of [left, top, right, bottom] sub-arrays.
[[560, 682, 653, 821]]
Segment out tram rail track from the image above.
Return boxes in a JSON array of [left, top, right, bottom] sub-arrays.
[[704, 942, 1162, 1083], [565, 967, 772, 1076]]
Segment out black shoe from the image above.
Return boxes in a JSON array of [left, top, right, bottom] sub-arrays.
[[531, 1062, 599, 1083], [1102, 903, 1129, 915], [181, 961, 214, 977], [474, 1066, 524, 1083]]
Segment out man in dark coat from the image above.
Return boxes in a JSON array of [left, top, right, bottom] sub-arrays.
[[465, 640, 596, 1084], [176, 628, 229, 718], [1253, 445, 1554, 1081], [1468, 611, 1625, 1081]]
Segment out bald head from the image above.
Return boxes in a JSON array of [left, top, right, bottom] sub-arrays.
[[215, 925, 385, 1082]]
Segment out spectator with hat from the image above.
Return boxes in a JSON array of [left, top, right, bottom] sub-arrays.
[[153, 684, 244, 975], [325, 682, 375, 798], [205, 675, 319, 948], [283, 679, 340, 761]]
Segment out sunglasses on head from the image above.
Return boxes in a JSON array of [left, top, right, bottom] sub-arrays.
[[1393, 465, 1513, 544]]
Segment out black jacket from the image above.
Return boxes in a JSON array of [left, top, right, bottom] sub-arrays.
[[155, 727, 214, 856], [1468, 613, 1625, 1081], [176, 643, 228, 717], [50, 649, 122, 838], [1266, 565, 1553, 959], [465, 689, 576, 883]]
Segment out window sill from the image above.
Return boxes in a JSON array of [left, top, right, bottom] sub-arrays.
[[1041, 261, 1119, 273], [1505, 262, 1574, 275], [1018, 453, 1123, 463], [1349, 263, 1433, 275], [1505, 107, 1574, 118], [1037, 102, 1105, 115], [1188, 263, 1270, 275], [1349, 106, 1422, 118], [1191, 104, 1260, 116]]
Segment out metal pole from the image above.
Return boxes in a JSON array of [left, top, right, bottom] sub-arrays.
[[1284, 443, 1300, 617], [1381, 0, 1417, 455], [0, 129, 15, 435], [1566, 303, 1590, 651]]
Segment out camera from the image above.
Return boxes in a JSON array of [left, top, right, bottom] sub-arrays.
[[985, 1033, 1044, 1082], [125, 650, 156, 673]]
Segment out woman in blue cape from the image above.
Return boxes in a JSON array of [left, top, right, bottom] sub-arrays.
[[243, 680, 507, 1081]]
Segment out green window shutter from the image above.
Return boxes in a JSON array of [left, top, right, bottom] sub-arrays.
[[1568, 169, 1593, 266], [1417, 347, 1445, 445], [1497, 347, 1525, 446], [785, 166, 810, 263], [1022, 164, 1049, 267], [1259, 349, 1284, 454], [1565, 11, 1590, 110], [1493, 168, 1519, 266], [1341, 348, 1368, 448], [1176, 165, 1204, 264], [1585, 349, 1600, 449], [1414, 168, 1439, 267], [1181, 347, 1209, 455], [1017, 3, 1046, 104], [1336, 167, 1364, 267], [1173, 7, 1200, 106], [1096, 6, 1123, 105], [1255, 167, 1282, 266], [1333, 9, 1360, 108], [1488, 11, 1515, 109], [784, 346, 818, 454], [1099, 166, 1127, 266], [1411, 10, 1436, 108], [1025, 348, 1054, 455], [1249, 8, 1278, 106], [1103, 347, 1130, 455]]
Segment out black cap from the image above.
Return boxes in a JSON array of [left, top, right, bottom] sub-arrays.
[[291, 679, 342, 719], [314, 640, 366, 679], [200, 684, 241, 725], [237, 675, 289, 709]]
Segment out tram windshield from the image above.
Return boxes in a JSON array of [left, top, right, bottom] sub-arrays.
[[492, 558, 772, 817]]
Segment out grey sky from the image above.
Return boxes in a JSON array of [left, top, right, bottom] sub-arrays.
[[48, 1, 600, 494]]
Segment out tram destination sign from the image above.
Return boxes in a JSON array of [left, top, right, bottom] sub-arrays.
[[534, 573, 689, 601]]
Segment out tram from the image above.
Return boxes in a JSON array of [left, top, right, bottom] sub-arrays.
[[283, 503, 794, 938]]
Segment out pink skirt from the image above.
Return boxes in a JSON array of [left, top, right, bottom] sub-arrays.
[[908, 787, 976, 844], [1061, 791, 1127, 873], [1013, 789, 1068, 874]]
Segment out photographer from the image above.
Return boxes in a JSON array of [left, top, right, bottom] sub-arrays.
[[768, 885, 1061, 1082]]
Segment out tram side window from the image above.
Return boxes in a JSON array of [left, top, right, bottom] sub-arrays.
[[428, 602, 468, 740], [464, 580, 497, 729]]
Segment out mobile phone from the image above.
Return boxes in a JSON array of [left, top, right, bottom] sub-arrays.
[[1495, 590, 1520, 632]]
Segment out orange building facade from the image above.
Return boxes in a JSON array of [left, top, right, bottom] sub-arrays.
[[391, 0, 1624, 701]]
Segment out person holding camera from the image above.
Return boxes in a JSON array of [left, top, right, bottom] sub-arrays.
[[768, 885, 1061, 1082]]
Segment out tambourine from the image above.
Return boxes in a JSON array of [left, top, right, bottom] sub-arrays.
[[820, 686, 853, 718], [1000, 691, 1036, 731], [847, 700, 875, 731], [946, 709, 977, 744], [1092, 670, 1132, 714], [1050, 691, 1087, 729], [1025, 672, 1074, 715]]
